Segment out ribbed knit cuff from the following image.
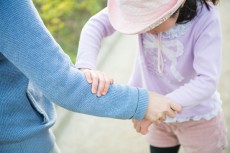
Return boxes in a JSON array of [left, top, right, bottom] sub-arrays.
[[132, 88, 149, 120]]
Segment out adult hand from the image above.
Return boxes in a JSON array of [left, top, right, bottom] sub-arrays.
[[144, 91, 182, 123], [132, 92, 182, 135], [79, 68, 114, 96]]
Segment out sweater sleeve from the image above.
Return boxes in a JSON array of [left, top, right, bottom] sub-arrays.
[[166, 8, 222, 108], [75, 8, 115, 70], [0, 0, 148, 120]]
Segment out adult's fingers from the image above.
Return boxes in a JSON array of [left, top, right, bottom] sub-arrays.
[[170, 102, 182, 113], [154, 113, 166, 124], [153, 119, 161, 125], [158, 113, 166, 122], [165, 108, 177, 118]]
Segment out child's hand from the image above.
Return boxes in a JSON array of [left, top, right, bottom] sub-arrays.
[[132, 119, 152, 135], [79, 68, 114, 96]]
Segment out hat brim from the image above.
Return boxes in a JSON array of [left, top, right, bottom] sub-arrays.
[[108, 0, 184, 34]]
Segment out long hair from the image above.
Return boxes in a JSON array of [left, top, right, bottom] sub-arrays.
[[176, 0, 219, 24]]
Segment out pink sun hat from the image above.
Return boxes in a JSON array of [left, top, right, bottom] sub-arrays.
[[107, 0, 184, 34]]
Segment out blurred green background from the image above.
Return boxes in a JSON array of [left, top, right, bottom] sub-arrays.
[[33, 0, 106, 62]]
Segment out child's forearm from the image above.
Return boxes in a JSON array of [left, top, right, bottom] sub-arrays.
[[76, 8, 115, 70]]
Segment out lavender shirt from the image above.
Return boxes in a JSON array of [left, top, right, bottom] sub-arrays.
[[76, 3, 222, 122]]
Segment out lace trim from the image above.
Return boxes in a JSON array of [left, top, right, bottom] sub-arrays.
[[165, 102, 222, 123], [161, 21, 192, 39]]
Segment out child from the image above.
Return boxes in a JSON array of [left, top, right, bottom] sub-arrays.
[[76, 0, 228, 153], [0, 0, 183, 153]]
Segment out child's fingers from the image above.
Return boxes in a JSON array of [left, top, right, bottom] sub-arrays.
[[84, 70, 93, 83], [140, 126, 149, 135], [97, 73, 105, 97], [102, 74, 112, 95], [133, 120, 139, 132], [133, 120, 149, 134], [132, 119, 136, 124], [80, 69, 114, 96], [79, 68, 93, 83], [132, 119, 138, 128], [91, 71, 99, 94], [135, 122, 141, 133], [140, 119, 152, 135]]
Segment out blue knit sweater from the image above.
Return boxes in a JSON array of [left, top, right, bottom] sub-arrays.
[[0, 0, 148, 152]]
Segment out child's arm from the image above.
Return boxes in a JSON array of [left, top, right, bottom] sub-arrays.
[[75, 8, 116, 96], [132, 115, 167, 135], [76, 8, 115, 70], [166, 9, 222, 108]]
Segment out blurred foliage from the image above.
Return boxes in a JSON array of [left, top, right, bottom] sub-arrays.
[[33, 0, 106, 62]]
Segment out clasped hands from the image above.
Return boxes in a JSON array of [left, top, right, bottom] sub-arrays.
[[79, 68, 182, 135], [133, 91, 182, 134]]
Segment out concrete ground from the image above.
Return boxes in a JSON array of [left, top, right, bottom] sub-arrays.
[[53, 1, 230, 152]]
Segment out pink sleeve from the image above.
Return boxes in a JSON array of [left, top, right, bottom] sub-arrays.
[[166, 9, 222, 108], [76, 8, 115, 70]]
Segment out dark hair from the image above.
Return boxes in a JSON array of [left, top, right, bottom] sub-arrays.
[[176, 0, 219, 24]]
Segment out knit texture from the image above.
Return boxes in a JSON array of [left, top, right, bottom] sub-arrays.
[[0, 0, 148, 152]]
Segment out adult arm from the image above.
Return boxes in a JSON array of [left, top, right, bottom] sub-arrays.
[[0, 0, 148, 120]]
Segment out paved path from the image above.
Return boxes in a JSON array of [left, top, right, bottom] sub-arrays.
[[53, 1, 230, 152]]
